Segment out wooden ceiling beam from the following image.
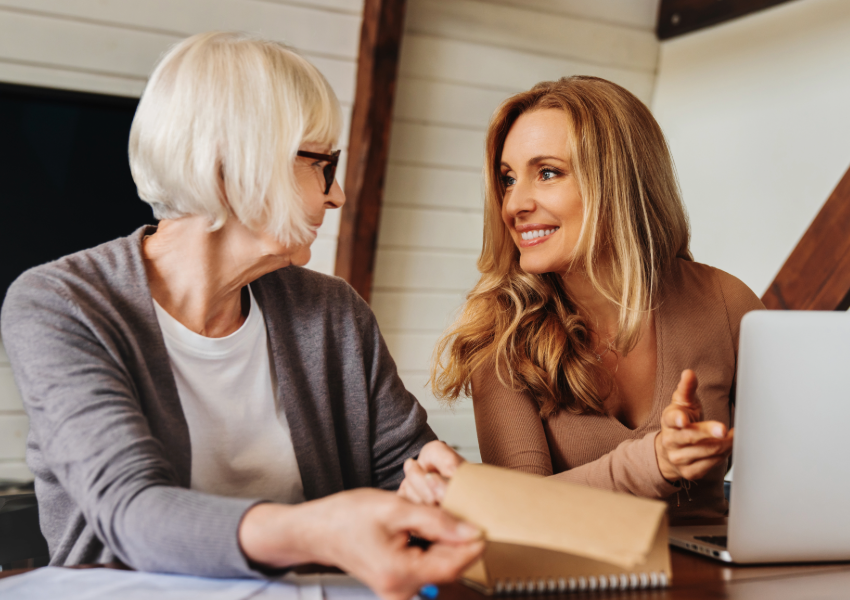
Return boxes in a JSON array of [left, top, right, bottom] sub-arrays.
[[762, 164, 850, 311], [334, 0, 407, 303], [657, 0, 798, 40]]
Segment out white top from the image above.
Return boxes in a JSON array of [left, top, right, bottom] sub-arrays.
[[153, 287, 305, 504]]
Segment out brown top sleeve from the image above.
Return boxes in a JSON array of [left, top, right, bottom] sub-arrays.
[[471, 362, 553, 476], [472, 361, 678, 498], [547, 432, 680, 498]]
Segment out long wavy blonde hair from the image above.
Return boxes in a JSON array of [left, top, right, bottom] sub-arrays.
[[432, 76, 692, 417]]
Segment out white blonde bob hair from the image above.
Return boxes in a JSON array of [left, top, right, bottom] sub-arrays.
[[129, 31, 342, 246]]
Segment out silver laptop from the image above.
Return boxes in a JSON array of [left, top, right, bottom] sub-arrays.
[[669, 310, 850, 563]]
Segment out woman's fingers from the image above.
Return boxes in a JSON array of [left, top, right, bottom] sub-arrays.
[[400, 458, 437, 505], [418, 441, 465, 478], [664, 420, 729, 448], [666, 439, 732, 465], [668, 370, 703, 424], [390, 499, 483, 545]]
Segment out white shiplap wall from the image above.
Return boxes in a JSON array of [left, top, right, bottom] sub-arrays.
[[0, 0, 363, 482], [372, 0, 661, 462]]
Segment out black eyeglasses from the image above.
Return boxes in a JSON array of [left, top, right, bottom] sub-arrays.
[[296, 149, 341, 195]]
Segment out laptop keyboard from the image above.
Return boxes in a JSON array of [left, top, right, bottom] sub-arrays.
[[695, 535, 728, 548]]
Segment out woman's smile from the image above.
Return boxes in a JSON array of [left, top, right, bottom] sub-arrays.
[[516, 224, 561, 247]]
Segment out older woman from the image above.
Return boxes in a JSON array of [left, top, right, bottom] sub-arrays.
[[0, 32, 482, 600], [399, 76, 763, 519]]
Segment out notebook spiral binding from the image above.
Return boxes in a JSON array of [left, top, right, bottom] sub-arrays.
[[492, 572, 669, 595]]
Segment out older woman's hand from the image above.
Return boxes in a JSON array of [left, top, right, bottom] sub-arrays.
[[655, 369, 734, 483], [239, 489, 483, 600], [398, 441, 465, 506]]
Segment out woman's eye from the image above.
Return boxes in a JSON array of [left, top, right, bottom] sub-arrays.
[[540, 168, 560, 181], [501, 174, 516, 188]]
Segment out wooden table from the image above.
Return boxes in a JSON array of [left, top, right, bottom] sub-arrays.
[[440, 548, 850, 600], [3, 549, 850, 598]]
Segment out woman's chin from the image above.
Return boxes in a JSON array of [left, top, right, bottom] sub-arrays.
[[519, 256, 562, 276]]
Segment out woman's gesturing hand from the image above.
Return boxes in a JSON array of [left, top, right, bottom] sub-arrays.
[[239, 489, 484, 600], [397, 441, 465, 506], [655, 369, 734, 483]]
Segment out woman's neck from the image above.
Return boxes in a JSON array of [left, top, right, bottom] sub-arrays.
[[142, 216, 290, 338], [562, 270, 620, 338]]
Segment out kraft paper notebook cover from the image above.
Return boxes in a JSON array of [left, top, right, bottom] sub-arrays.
[[442, 463, 671, 595]]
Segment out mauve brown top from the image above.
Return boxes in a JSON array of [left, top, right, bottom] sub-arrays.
[[471, 259, 764, 519]]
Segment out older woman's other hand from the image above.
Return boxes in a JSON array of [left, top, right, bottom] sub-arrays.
[[398, 441, 465, 506], [655, 370, 734, 483], [239, 490, 483, 600]]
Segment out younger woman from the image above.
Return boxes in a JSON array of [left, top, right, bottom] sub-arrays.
[[400, 76, 763, 519]]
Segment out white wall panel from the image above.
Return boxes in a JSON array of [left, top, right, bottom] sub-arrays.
[[384, 165, 484, 211], [398, 371, 472, 408], [372, 291, 466, 333], [394, 77, 510, 129], [0, 367, 22, 412], [0, 415, 28, 460], [377, 207, 483, 252], [0, 1, 361, 59], [373, 250, 480, 292], [260, 0, 364, 15], [399, 34, 656, 105], [0, 8, 358, 103], [407, 0, 658, 71], [389, 121, 484, 170], [489, 0, 660, 30], [0, 61, 146, 96], [0, 461, 35, 481]]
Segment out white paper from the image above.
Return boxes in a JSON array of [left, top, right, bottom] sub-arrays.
[[0, 567, 377, 600]]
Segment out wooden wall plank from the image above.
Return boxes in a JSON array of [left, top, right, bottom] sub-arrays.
[[657, 0, 796, 40], [762, 164, 850, 311], [407, 0, 659, 71], [334, 0, 408, 302]]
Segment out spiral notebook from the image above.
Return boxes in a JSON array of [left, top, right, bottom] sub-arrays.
[[442, 463, 671, 595]]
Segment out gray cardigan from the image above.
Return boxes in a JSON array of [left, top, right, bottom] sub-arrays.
[[0, 226, 436, 577]]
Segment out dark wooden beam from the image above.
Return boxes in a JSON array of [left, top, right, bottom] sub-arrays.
[[657, 0, 798, 40], [762, 164, 850, 311], [334, 0, 407, 303]]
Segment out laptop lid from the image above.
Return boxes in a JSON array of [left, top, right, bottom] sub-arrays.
[[728, 311, 850, 562]]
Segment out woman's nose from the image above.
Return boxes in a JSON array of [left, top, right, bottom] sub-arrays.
[[502, 181, 535, 219], [325, 179, 345, 209]]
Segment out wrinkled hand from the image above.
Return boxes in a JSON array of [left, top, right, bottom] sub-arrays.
[[655, 369, 734, 482], [398, 441, 465, 506], [239, 489, 484, 600]]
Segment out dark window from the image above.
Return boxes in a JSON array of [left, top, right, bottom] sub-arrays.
[[0, 82, 154, 299]]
